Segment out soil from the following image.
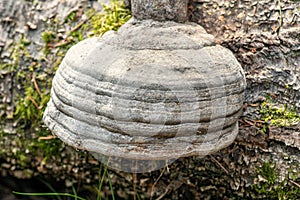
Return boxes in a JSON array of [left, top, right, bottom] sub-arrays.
[[0, 175, 52, 200]]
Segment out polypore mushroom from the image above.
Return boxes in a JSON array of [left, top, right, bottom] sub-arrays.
[[43, 0, 246, 172]]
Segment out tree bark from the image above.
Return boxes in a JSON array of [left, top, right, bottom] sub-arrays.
[[131, 0, 189, 22], [0, 0, 300, 199]]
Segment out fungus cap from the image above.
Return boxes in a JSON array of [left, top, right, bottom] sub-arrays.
[[43, 19, 246, 172]]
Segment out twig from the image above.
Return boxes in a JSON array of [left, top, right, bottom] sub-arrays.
[[248, 103, 260, 107], [165, 161, 170, 173], [67, 17, 90, 35], [150, 166, 166, 200], [53, 40, 72, 48], [155, 186, 170, 200], [133, 173, 137, 200], [209, 155, 229, 175], [38, 135, 57, 140], [242, 118, 255, 126], [54, 16, 92, 48], [27, 96, 40, 110], [157, 179, 185, 200], [31, 74, 42, 97], [290, 180, 300, 189]]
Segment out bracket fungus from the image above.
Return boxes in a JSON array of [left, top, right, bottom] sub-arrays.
[[43, 0, 246, 173]]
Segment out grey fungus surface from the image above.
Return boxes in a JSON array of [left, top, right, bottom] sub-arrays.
[[43, 19, 246, 161]]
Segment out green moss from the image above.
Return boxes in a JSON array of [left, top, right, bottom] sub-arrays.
[[41, 31, 56, 44], [0, 36, 31, 74], [90, 0, 131, 36], [13, 0, 131, 128], [257, 162, 278, 185], [28, 130, 63, 163], [0, 62, 14, 73], [14, 82, 49, 127], [253, 162, 300, 199], [260, 101, 300, 127], [65, 11, 77, 23], [0, 0, 131, 171]]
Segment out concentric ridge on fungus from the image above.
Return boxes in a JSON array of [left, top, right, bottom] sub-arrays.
[[43, 19, 246, 160]]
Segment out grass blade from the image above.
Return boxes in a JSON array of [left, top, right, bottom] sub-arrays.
[[36, 177, 62, 200], [106, 169, 115, 200], [12, 191, 86, 200]]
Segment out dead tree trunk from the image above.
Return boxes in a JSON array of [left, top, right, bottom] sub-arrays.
[[117, 0, 300, 199], [0, 0, 299, 199]]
